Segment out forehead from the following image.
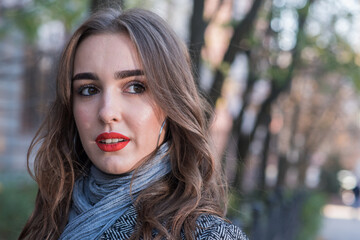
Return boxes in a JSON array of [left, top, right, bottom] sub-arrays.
[[73, 33, 141, 73]]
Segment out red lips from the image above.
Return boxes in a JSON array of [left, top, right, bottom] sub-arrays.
[[96, 132, 130, 152]]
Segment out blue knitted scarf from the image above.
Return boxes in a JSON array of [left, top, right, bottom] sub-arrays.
[[59, 143, 171, 239]]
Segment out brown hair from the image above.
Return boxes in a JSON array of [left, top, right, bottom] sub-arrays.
[[19, 8, 227, 240]]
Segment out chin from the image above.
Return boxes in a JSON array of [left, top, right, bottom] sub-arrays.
[[96, 160, 132, 175]]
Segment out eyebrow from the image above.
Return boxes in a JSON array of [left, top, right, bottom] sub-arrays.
[[72, 72, 99, 81], [72, 69, 144, 81], [114, 69, 144, 79]]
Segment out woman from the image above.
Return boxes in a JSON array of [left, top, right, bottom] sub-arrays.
[[19, 8, 248, 240]]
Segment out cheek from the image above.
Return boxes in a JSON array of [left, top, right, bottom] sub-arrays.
[[129, 104, 163, 139], [73, 104, 94, 131]]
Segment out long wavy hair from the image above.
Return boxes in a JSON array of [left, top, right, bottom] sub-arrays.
[[19, 8, 227, 240]]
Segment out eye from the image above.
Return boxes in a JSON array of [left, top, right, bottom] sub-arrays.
[[77, 85, 100, 96], [125, 81, 146, 94]]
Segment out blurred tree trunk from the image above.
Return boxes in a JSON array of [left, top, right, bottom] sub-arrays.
[[285, 102, 301, 186], [276, 154, 288, 188], [230, 0, 273, 190], [230, 66, 257, 189], [208, 0, 264, 106], [188, 0, 207, 85], [297, 77, 341, 186], [233, 0, 314, 191], [22, 46, 40, 132], [298, 149, 310, 185], [234, 84, 280, 188], [258, 121, 271, 190]]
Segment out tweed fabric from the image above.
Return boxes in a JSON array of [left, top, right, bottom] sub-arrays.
[[100, 205, 248, 240]]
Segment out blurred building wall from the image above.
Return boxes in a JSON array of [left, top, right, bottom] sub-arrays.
[[0, 31, 33, 172]]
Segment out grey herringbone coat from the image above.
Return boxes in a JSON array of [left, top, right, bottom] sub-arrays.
[[100, 205, 248, 240]]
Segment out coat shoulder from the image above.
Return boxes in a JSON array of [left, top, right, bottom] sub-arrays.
[[194, 214, 248, 240]]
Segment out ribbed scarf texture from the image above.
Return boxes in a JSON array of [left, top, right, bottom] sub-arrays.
[[59, 143, 171, 240]]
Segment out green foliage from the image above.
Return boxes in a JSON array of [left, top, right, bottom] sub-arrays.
[[296, 192, 327, 240], [0, 180, 37, 240], [124, 0, 160, 9], [219, 61, 231, 76], [268, 66, 290, 87], [297, 0, 311, 18], [227, 189, 327, 239], [227, 190, 253, 229], [1, 0, 90, 43]]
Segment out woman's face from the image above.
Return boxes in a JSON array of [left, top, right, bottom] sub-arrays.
[[72, 33, 165, 174]]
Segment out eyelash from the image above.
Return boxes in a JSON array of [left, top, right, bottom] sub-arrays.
[[75, 81, 146, 97]]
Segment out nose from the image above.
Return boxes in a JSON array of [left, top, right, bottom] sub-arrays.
[[98, 90, 121, 124]]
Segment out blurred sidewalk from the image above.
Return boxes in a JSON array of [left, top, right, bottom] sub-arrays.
[[318, 204, 360, 240]]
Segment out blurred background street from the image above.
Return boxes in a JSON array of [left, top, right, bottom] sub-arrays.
[[318, 204, 360, 240], [1, 0, 360, 239]]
